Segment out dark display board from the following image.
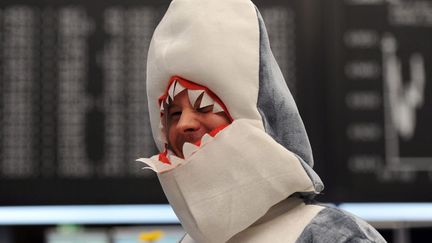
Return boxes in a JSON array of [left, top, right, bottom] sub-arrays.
[[325, 0, 432, 202], [0, 0, 171, 205], [0, 0, 320, 205], [0, 0, 430, 205]]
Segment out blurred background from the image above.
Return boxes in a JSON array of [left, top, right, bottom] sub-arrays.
[[0, 0, 431, 242]]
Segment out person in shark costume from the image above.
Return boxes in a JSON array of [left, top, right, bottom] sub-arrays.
[[138, 0, 387, 242]]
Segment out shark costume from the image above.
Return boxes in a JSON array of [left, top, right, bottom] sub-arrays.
[[138, 0, 387, 242]]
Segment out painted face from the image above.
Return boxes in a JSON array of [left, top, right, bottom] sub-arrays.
[[164, 89, 230, 158]]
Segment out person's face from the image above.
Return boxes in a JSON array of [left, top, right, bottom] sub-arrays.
[[164, 89, 230, 158]]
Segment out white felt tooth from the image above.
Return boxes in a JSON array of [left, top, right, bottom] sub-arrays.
[[168, 81, 176, 99], [201, 133, 213, 145], [200, 92, 214, 108], [136, 158, 158, 172], [183, 142, 199, 159], [188, 90, 204, 107], [173, 82, 186, 97], [160, 102, 164, 111], [165, 95, 170, 104], [212, 102, 224, 113], [136, 158, 150, 164]]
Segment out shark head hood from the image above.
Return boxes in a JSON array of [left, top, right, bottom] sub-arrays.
[[143, 0, 324, 241], [147, 0, 315, 169]]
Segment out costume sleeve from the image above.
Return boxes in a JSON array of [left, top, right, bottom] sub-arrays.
[[296, 207, 387, 243]]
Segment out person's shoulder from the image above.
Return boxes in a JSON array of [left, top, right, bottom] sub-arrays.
[[296, 205, 387, 243]]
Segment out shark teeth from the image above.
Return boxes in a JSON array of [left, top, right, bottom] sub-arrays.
[[138, 130, 219, 173], [200, 133, 213, 145], [169, 80, 184, 100], [188, 90, 204, 107], [199, 92, 214, 108], [168, 82, 176, 100], [168, 81, 187, 100], [160, 102, 164, 111], [136, 158, 159, 172], [212, 102, 224, 113], [182, 142, 199, 159], [173, 82, 186, 97]]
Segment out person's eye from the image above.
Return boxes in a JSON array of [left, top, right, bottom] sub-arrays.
[[197, 105, 214, 113], [169, 110, 182, 119], [168, 109, 182, 120]]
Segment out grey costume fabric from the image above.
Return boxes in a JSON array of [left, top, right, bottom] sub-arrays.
[[255, 9, 324, 195], [256, 9, 313, 167], [297, 207, 386, 243], [255, 8, 386, 243]]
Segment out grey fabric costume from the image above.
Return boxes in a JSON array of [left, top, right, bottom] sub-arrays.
[[255, 10, 385, 242], [297, 207, 386, 242], [144, 0, 386, 242]]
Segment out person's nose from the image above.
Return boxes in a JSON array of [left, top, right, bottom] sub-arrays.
[[177, 109, 200, 133]]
